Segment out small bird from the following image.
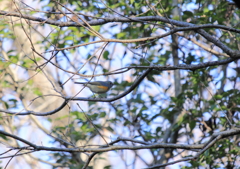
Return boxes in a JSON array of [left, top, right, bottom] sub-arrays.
[[74, 81, 114, 94]]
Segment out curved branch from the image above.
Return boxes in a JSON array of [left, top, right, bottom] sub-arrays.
[[0, 56, 239, 116], [147, 127, 240, 168], [0, 130, 36, 148], [0, 68, 152, 115], [146, 135, 222, 169], [69, 57, 240, 102], [69, 68, 153, 102], [0, 100, 68, 116]]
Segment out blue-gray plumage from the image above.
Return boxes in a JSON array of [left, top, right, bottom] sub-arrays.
[[74, 81, 113, 94]]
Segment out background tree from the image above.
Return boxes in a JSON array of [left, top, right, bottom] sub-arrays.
[[0, 0, 239, 168]]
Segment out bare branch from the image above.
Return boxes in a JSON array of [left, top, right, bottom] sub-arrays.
[[0, 129, 239, 154], [1, 10, 240, 34]]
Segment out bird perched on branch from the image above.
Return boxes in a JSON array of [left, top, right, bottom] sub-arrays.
[[74, 81, 114, 94]]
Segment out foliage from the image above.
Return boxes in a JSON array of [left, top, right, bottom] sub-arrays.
[[0, 0, 239, 168]]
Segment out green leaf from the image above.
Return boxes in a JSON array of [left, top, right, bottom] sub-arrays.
[[99, 112, 106, 117], [103, 51, 110, 60], [33, 88, 42, 96], [189, 121, 196, 131], [117, 32, 126, 38]]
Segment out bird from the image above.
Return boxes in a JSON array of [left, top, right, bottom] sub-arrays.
[[74, 81, 114, 94]]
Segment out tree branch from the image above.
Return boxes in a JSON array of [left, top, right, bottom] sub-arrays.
[[0, 129, 239, 154]]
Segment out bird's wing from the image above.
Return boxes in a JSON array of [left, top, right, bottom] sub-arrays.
[[88, 81, 104, 85]]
